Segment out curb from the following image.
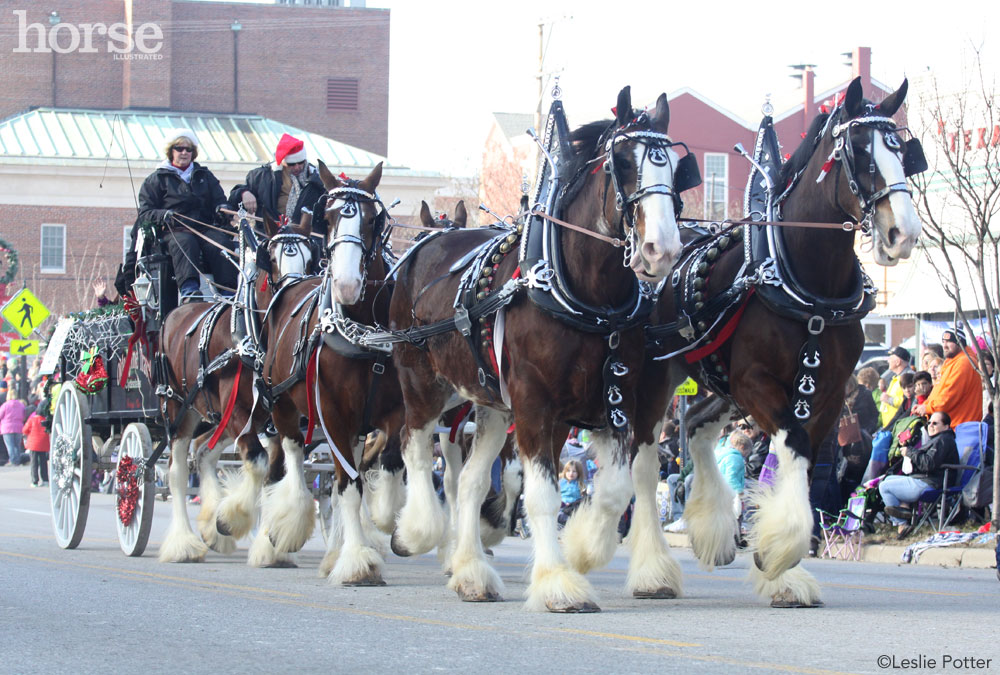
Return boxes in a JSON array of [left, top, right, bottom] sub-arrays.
[[662, 532, 996, 569]]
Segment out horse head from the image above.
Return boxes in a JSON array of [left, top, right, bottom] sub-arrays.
[[807, 77, 925, 265], [317, 160, 386, 305], [258, 213, 319, 290], [595, 86, 700, 282], [419, 200, 467, 229]]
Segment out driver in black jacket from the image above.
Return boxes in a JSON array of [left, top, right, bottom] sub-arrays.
[[137, 129, 236, 302]]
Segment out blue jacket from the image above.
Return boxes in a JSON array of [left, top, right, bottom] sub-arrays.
[[560, 478, 582, 505], [715, 444, 745, 493]]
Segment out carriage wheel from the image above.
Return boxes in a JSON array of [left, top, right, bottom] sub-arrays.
[[49, 386, 93, 549], [115, 423, 156, 557]]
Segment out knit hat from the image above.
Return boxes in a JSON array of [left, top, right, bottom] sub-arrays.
[[163, 128, 199, 156], [887, 345, 910, 362], [275, 133, 307, 165], [943, 326, 966, 346]]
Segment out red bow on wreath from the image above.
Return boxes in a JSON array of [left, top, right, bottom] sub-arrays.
[[119, 291, 150, 388], [74, 345, 108, 394]]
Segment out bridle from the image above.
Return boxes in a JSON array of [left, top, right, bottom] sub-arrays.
[[321, 181, 390, 301], [265, 227, 319, 290], [822, 107, 926, 232], [602, 113, 701, 264]]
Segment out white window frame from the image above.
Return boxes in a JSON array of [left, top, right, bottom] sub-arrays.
[[703, 152, 728, 220], [123, 225, 132, 262], [40, 223, 66, 274], [862, 317, 892, 349]]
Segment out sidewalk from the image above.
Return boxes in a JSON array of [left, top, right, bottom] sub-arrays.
[[661, 532, 997, 569]]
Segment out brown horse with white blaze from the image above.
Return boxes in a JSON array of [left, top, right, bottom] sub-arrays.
[[387, 87, 694, 611], [625, 78, 925, 606]]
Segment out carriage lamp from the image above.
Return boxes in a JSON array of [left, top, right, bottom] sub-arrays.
[[132, 274, 153, 307]]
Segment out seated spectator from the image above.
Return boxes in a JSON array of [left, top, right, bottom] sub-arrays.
[[657, 421, 680, 479], [878, 411, 959, 538], [840, 375, 880, 502], [898, 372, 916, 417]]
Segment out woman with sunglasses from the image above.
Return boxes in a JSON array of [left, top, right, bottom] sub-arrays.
[[878, 411, 959, 538], [137, 128, 237, 303]]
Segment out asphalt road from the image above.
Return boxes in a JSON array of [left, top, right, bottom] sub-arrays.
[[1, 463, 997, 675]]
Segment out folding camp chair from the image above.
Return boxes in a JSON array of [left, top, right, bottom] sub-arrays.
[[816, 495, 866, 560], [911, 421, 987, 533]]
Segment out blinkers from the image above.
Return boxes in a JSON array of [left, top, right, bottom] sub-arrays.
[[902, 138, 928, 177]]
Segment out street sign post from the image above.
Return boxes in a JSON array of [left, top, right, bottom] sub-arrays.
[[674, 377, 698, 396], [1, 288, 50, 338]]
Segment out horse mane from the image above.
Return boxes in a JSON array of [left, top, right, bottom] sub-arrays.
[[777, 112, 830, 187], [559, 119, 614, 206]]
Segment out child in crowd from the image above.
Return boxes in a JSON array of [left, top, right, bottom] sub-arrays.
[[22, 404, 50, 487], [558, 459, 586, 526]]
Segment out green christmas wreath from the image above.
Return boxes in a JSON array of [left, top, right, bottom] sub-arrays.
[[0, 237, 18, 285]]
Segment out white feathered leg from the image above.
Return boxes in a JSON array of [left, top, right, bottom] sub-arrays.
[[318, 488, 343, 578], [626, 436, 683, 598], [523, 458, 599, 612], [217, 447, 269, 541], [329, 474, 386, 586], [260, 437, 315, 554], [195, 437, 236, 554], [392, 420, 446, 556], [747, 430, 821, 607], [437, 431, 463, 573], [562, 430, 632, 574], [159, 430, 208, 563], [447, 407, 506, 601], [684, 414, 738, 570]]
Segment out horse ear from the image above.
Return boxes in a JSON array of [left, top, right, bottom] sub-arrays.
[[650, 93, 670, 131], [317, 159, 339, 191], [419, 201, 435, 228], [359, 162, 383, 194], [616, 86, 632, 126], [453, 201, 467, 228], [877, 79, 909, 117], [844, 77, 864, 118]]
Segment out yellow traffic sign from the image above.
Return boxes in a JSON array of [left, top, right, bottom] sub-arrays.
[[1, 288, 50, 338], [10, 339, 39, 355], [674, 377, 698, 396]]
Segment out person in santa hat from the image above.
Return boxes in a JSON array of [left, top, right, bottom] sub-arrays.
[[228, 132, 325, 227], [137, 128, 237, 303]]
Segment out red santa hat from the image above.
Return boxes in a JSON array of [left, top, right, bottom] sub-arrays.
[[275, 133, 307, 165]]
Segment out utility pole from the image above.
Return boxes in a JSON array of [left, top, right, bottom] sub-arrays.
[[533, 15, 571, 135]]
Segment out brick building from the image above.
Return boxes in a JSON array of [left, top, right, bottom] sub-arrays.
[[0, 1, 451, 349], [1, 0, 389, 154]]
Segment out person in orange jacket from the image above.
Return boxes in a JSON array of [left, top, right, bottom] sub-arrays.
[[22, 407, 50, 487], [913, 326, 983, 427]]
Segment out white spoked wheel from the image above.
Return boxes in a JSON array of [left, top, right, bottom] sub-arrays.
[[115, 423, 156, 557], [50, 386, 92, 549]]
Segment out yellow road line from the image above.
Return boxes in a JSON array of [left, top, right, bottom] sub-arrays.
[[0, 547, 860, 674]]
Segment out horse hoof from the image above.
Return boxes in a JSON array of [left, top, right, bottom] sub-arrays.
[[458, 589, 502, 603], [389, 532, 412, 558], [633, 587, 677, 600], [216, 519, 232, 537], [546, 600, 600, 613], [263, 559, 298, 569], [342, 578, 386, 587]]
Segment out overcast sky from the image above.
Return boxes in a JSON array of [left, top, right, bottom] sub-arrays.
[[364, 0, 997, 176]]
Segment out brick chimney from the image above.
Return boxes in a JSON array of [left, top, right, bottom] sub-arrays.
[[802, 66, 815, 137], [122, 0, 172, 109], [852, 46, 871, 95]]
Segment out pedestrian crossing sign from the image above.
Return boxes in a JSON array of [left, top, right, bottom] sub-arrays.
[[674, 377, 698, 396], [10, 339, 39, 355], [1, 288, 50, 338]]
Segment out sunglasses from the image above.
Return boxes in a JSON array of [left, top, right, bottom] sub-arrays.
[[286, 160, 306, 167], [172, 146, 194, 153], [737, 424, 752, 431]]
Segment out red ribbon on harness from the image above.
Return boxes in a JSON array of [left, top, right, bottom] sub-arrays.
[[207, 360, 243, 450], [449, 401, 474, 443], [119, 292, 149, 388], [304, 348, 318, 445], [684, 288, 755, 364]]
